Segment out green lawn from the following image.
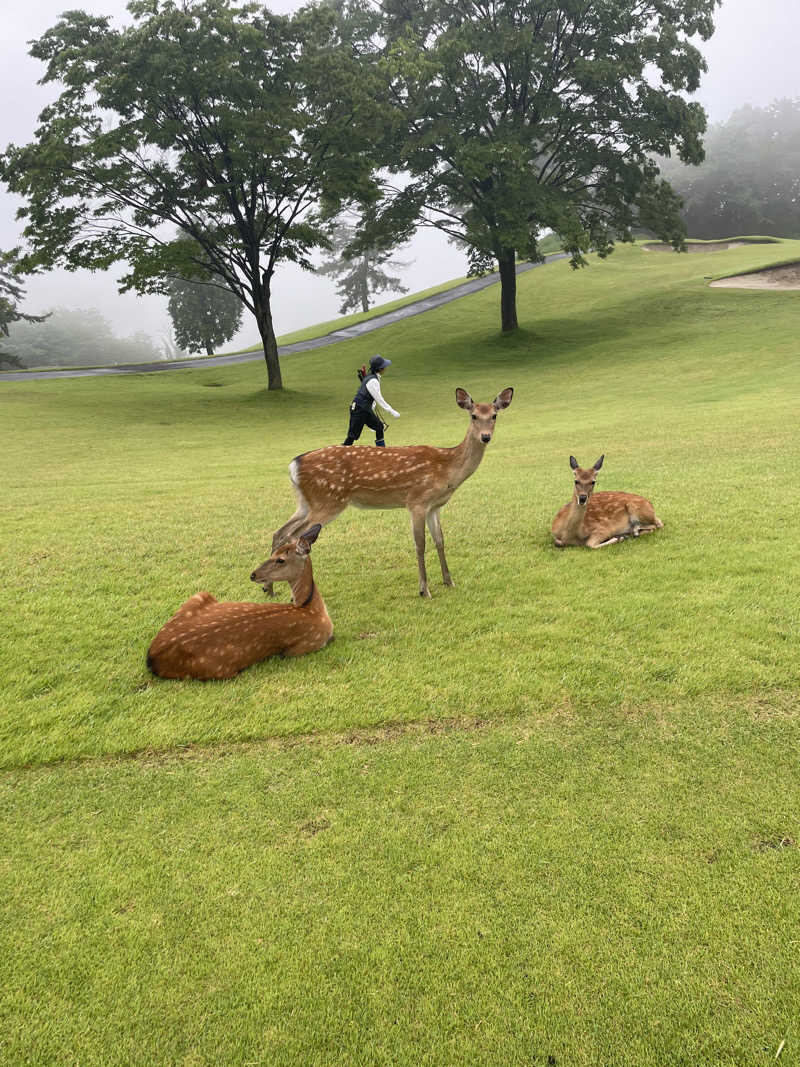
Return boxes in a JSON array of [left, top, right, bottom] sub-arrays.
[[2, 239, 799, 1064]]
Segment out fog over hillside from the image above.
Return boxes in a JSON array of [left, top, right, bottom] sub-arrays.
[[1, 0, 798, 354]]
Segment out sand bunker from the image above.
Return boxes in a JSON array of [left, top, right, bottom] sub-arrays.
[[643, 241, 746, 253], [710, 262, 800, 290]]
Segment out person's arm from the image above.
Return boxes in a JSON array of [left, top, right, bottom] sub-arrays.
[[366, 377, 399, 417]]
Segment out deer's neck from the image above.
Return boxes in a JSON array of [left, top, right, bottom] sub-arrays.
[[563, 498, 588, 538], [289, 559, 317, 609], [448, 430, 488, 488]]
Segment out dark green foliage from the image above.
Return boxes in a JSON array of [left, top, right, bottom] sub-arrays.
[[317, 222, 410, 314], [658, 99, 800, 239], [1, 0, 387, 390], [370, 0, 718, 331], [167, 277, 243, 356]]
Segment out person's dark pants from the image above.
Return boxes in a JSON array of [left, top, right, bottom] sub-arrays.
[[343, 405, 386, 446]]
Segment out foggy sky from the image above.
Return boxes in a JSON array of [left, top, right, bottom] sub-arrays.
[[1, 0, 798, 352]]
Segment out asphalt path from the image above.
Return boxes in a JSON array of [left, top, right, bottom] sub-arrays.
[[0, 253, 568, 382]]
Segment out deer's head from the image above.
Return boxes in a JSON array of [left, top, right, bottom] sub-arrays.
[[250, 524, 321, 589], [569, 454, 604, 506], [456, 387, 514, 444]]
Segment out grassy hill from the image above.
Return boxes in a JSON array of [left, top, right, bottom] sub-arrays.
[[1, 239, 799, 1064]]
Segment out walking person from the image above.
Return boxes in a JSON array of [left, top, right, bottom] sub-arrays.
[[342, 355, 400, 447]]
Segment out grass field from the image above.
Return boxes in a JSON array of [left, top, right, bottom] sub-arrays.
[[2, 239, 799, 1064]]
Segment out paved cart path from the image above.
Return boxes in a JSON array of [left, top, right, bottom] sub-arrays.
[[0, 254, 568, 382]]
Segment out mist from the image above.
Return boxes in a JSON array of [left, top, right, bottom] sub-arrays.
[[1, 0, 798, 354]]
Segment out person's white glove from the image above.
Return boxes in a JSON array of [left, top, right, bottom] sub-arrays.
[[390, 409, 400, 418]]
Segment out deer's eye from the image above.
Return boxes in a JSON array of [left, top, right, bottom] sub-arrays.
[[492, 414, 497, 420], [591, 481, 596, 486], [471, 414, 477, 420], [574, 481, 579, 486], [275, 558, 286, 565]]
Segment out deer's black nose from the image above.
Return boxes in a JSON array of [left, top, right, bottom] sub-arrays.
[[578, 494, 588, 505], [481, 433, 491, 443], [250, 571, 257, 580]]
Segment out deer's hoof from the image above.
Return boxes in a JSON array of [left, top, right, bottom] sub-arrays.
[[419, 588, 432, 599]]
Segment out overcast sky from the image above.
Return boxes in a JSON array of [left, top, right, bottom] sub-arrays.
[[1, 0, 798, 352]]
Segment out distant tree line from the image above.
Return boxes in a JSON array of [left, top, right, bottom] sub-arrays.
[[1, 0, 719, 388], [3, 307, 173, 369], [659, 99, 800, 240]]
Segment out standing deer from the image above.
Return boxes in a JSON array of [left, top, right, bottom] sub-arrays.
[[551, 455, 663, 548], [147, 525, 332, 680], [269, 387, 514, 597]]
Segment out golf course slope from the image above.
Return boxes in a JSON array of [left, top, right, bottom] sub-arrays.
[[1, 238, 798, 1066]]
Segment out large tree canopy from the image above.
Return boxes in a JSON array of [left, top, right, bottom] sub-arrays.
[[1, 0, 387, 389], [369, 0, 718, 331], [658, 99, 800, 240]]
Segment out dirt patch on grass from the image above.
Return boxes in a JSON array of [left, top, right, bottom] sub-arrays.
[[643, 241, 746, 253], [710, 261, 800, 290], [753, 835, 795, 852]]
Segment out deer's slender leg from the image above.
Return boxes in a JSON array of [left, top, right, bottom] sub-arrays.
[[410, 508, 431, 598], [265, 504, 343, 597], [426, 508, 454, 587], [586, 533, 625, 549], [264, 508, 309, 597], [271, 505, 311, 553]]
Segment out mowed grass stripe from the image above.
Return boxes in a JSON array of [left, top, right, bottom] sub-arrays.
[[1, 694, 797, 1066]]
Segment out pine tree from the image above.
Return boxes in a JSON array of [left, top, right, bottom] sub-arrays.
[[0, 251, 46, 369], [317, 223, 410, 314]]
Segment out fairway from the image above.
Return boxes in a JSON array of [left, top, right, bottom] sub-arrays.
[[2, 240, 799, 1064]]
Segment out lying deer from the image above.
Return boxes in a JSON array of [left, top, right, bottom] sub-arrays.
[[147, 525, 332, 680], [551, 455, 663, 549], [269, 387, 514, 598]]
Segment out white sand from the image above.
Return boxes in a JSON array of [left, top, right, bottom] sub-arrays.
[[710, 262, 800, 290], [642, 241, 746, 253]]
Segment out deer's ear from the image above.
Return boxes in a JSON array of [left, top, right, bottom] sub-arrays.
[[593, 455, 604, 471], [493, 387, 514, 410], [569, 455, 579, 470], [297, 523, 322, 555], [455, 388, 474, 411]]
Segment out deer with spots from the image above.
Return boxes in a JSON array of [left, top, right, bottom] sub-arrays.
[[551, 455, 663, 549], [269, 387, 514, 597], [147, 525, 332, 680]]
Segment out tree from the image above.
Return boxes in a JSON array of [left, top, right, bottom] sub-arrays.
[[167, 277, 243, 356], [368, 0, 717, 332], [0, 251, 47, 368], [317, 221, 410, 314], [1, 0, 387, 390], [658, 99, 800, 239]]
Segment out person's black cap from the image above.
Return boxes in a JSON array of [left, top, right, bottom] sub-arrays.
[[369, 355, 391, 372]]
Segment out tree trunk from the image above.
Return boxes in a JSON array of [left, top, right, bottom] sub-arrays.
[[256, 282, 283, 390], [497, 248, 518, 332], [360, 261, 369, 314]]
